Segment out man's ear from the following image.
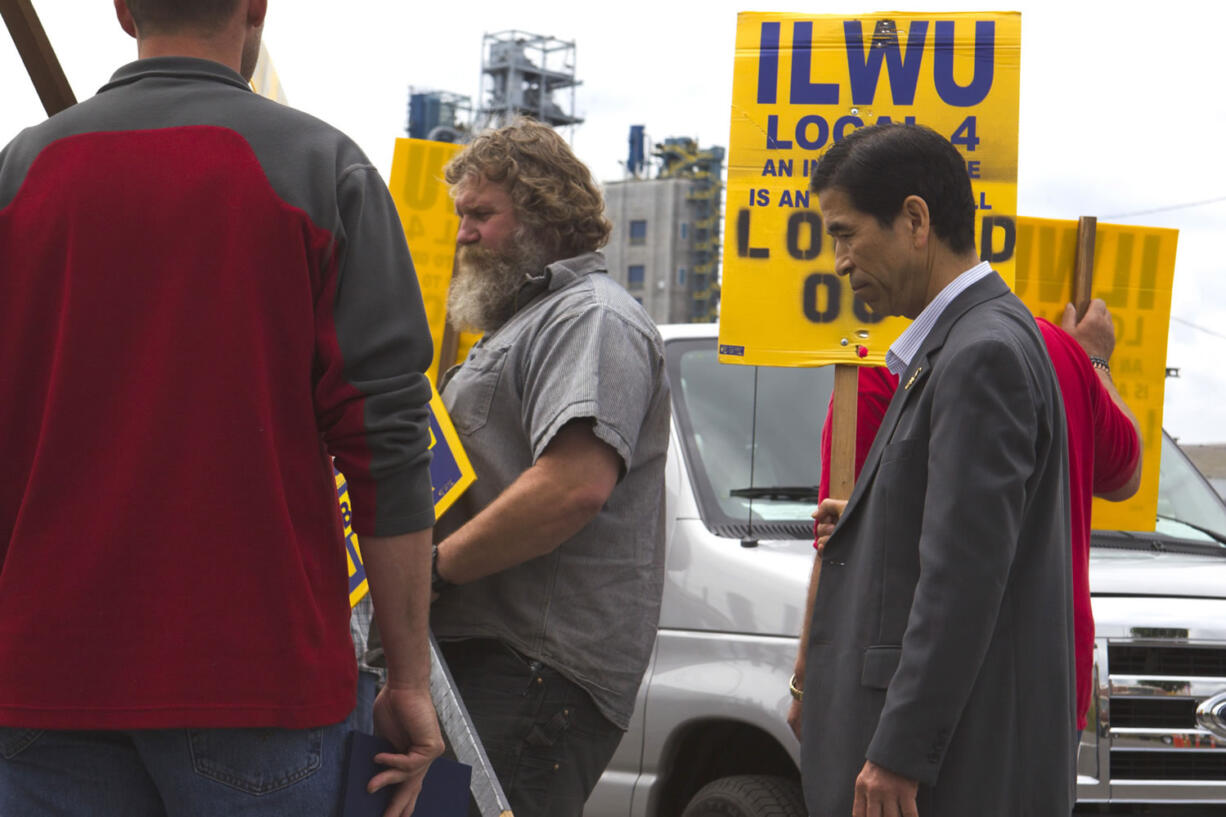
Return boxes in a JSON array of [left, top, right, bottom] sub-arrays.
[[114, 0, 138, 39], [246, 0, 268, 28], [901, 194, 931, 248]]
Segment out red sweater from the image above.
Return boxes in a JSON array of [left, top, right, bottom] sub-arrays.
[[818, 317, 1139, 730], [0, 58, 435, 729]]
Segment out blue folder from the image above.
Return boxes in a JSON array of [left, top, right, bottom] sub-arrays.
[[343, 731, 473, 816]]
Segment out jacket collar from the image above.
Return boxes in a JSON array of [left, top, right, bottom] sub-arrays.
[[101, 57, 252, 95], [830, 272, 1012, 544]]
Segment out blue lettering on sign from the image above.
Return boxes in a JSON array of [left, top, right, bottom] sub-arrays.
[[950, 116, 980, 151], [334, 470, 368, 595], [934, 21, 995, 106], [778, 190, 811, 208], [719, 345, 746, 357], [834, 115, 863, 142], [790, 22, 840, 104], [766, 115, 793, 150], [762, 158, 794, 177], [757, 22, 781, 104], [429, 411, 462, 504], [346, 526, 365, 595], [796, 115, 829, 150], [758, 18, 997, 110], [844, 20, 928, 105]]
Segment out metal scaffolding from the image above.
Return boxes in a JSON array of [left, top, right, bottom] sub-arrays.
[[655, 138, 726, 322], [475, 30, 582, 135]]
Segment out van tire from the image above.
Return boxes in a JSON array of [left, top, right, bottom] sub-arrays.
[[680, 774, 805, 817]]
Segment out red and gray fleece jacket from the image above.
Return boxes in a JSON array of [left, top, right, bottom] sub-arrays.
[[0, 57, 433, 729]]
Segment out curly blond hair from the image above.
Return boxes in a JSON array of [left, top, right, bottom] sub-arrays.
[[445, 118, 611, 258]]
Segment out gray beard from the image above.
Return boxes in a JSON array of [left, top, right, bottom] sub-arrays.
[[447, 234, 548, 333]]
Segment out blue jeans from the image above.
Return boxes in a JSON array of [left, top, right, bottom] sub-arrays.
[[0, 698, 364, 817], [440, 638, 624, 817], [355, 669, 379, 733]]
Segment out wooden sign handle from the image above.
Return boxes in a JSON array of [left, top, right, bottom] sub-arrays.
[[829, 364, 859, 501], [437, 322, 460, 385], [2, 0, 76, 116], [1073, 215, 1097, 320]]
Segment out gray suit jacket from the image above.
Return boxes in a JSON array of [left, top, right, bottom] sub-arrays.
[[801, 273, 1075, 816]]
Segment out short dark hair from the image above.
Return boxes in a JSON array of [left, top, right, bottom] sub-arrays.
[[810, 123, 976, 254], [445, 118, 611, 258], [124, 0, 241, 35]]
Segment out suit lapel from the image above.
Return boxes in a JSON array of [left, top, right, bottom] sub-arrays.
[[830, 273, 1012, 541]]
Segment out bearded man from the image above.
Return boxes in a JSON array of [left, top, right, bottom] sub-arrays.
[[427, 119, 670, 817]]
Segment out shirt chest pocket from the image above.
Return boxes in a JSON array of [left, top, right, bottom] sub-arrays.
[[446, 345, 510, 435]]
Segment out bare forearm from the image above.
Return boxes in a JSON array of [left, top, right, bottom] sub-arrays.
[[794, 554, 822, 681], [437, 466, 601, 584], [1095, 369, 1144, 501], [361, 528, 434, 690], [436, 420, 620, 586]]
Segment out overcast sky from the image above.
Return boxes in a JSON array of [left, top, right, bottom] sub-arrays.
[[3, 1, 1224, 442]]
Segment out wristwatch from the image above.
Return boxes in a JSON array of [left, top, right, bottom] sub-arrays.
[[431, 544, 454, 594]]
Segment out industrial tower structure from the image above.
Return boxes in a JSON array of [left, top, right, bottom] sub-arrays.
[[474, 31, 583, 134], [406, 88, 472, 143], [604, 132, 724, 324]]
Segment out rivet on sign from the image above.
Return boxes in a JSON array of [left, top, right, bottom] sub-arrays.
[[840, 338, 849, 346], [856, 345, 868, 358]]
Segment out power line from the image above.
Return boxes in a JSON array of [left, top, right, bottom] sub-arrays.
[[1103, 195, 1226, 220], [1172, 316, 1226, 342]]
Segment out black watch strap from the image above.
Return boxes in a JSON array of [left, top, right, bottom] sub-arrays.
[[431, 544, 454, 594]]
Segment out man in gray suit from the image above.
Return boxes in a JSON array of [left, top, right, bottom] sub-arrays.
[[800, 123, 1074, 816]]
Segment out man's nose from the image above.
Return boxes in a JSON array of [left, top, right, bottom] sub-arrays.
[[457, 219, 478, 244]]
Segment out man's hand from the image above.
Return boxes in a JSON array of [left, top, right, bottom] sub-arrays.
[[852, 760, 919, 817], [787, 695, 803, 742], [1061, 299, 1115, 361], [811, 498, 848, 556], [369, 685, 445, 817]]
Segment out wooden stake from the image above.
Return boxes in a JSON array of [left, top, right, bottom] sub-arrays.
[[1, 0, 76, 116], [437, 321, 460, 385], [1073, 216, 1097, 320], [829, 364, 859, 501]]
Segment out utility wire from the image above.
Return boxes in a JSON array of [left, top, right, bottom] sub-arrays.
[[1103, 195, 1226, 220], [1172, 316, 1226, 342]]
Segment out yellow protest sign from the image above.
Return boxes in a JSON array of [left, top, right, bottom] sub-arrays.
[[341, 384, 476, 606], [387, 138, 479, 382], [718, 11, 1021, 367], [1014, 217, 1177, 532]]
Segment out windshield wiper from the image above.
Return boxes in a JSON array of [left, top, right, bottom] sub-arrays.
[[729, 485, 821, 502], [1156, 514, 1226, 547]]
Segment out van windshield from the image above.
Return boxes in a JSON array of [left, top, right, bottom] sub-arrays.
[[667, 338, 832, 540], [666, 336, 1226, 546], [1153, 433, 1226, 544]]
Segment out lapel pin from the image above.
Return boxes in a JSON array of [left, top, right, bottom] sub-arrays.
[[905, 366, 923, 390]]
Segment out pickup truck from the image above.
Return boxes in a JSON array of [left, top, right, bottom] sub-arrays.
[[585, 323, 1226, 816]]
